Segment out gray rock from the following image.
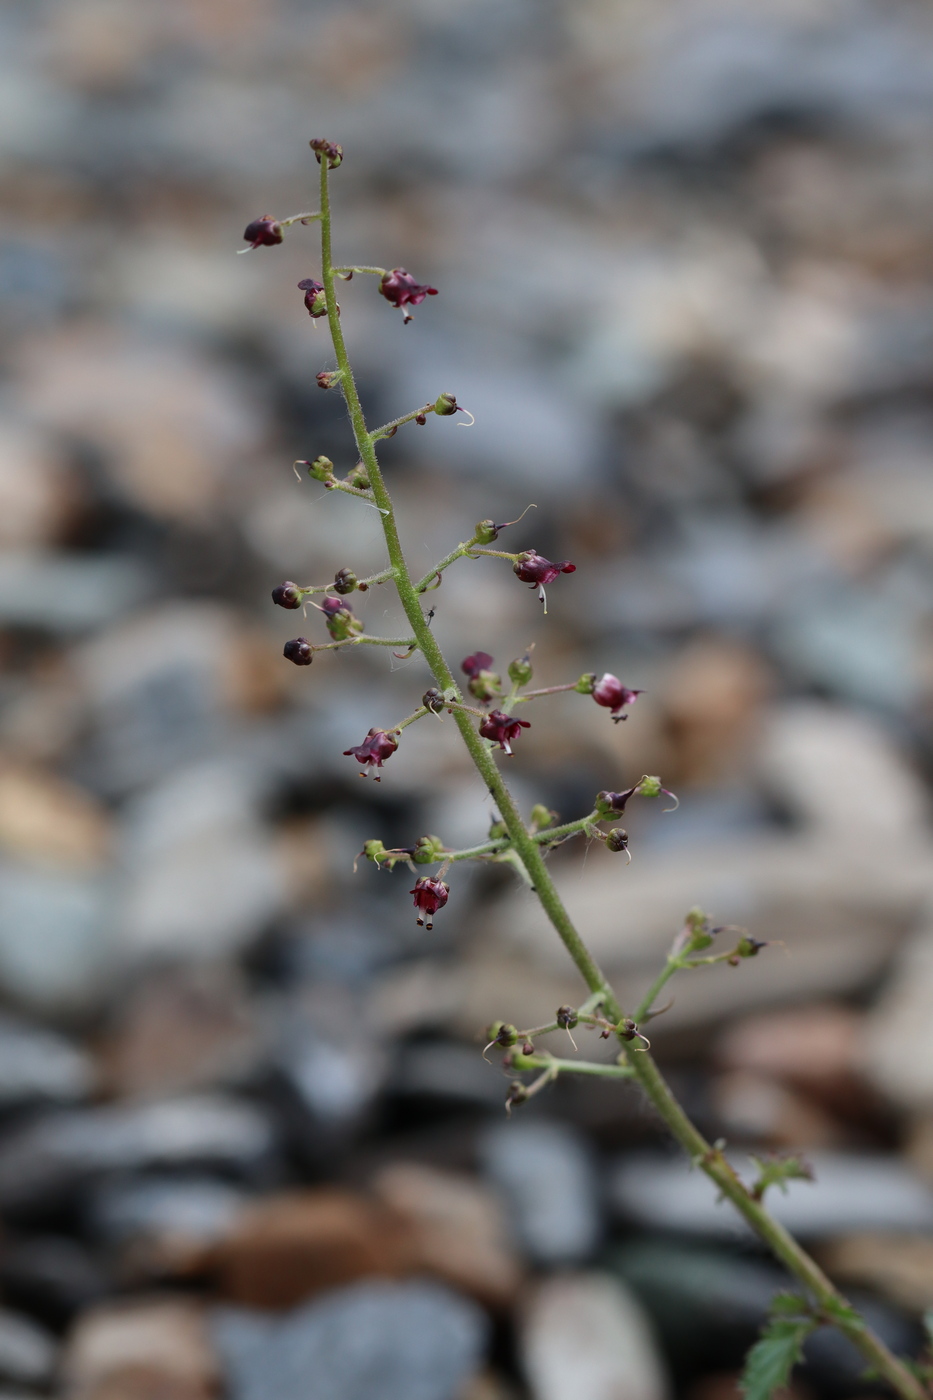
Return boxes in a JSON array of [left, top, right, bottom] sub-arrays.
[[0, 1014, 95, 1106], [0, 552, 150, 632], [0, 1308, 56, 1388], [0, 1096, 275, 1211], [610, 1150, 933, 1240], [212, 1279, 488, 1400], [0, 862, 111, 1014], [87, 1177, 248, 1247], [479, 1120, 600, 1265], [521, 1272, 667, 1400]]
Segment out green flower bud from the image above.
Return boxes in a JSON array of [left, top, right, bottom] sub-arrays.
[[736, 935, 767, 958], [637, 775, 663, 798], [473, 519, 499, 545], [487, 1022, 518, 1048], [556, 1005, 578, 1030], [508, 654, 534, 686], [574, 673, 597, 694], [467, 669, 501, 703], [306, 455, 335, 482], [434, 391, 460, 416], [605, 827, 628, 853], [346, 463, 370, 490], [333, 567, 358, 595], [361, 839, 388, 864], [488, 818, 507, 840], [530, 804, 558, 831], [412, 833, 445, 865]]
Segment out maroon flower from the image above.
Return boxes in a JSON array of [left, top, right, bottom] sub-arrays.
[[316, 370, 341, 389], [272, 581, 302, 610], [592, 674, 643, 723], [298, 278, 327, 318], [479, 709, 530, 756], [283, 637, 313, 666], [461, 652, 494, 678], [410, 876, 449, 930], [243, 216, 283, 249], [512, 551, 576, 609], [343, 728, 399, 780], [379, 268, 438, 323]]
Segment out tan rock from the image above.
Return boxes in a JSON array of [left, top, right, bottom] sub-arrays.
[[716, 1004, 863, 1090], [657, 639, 772, 785], [819, 1232, 933, 1312], [206, 1190, 416, 1309], [63, 1297, 219, 1400], [710, 1070, 847, 1149], [0, 764, 111, 870], [372, 1162, 523, 1308]]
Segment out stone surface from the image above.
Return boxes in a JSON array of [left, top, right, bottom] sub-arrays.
[[521, 1272, 667, 1400], [0, 1014, 94, 1106], [63, 1297, 219, 1400], [0, 860, 111, 1014], [865, 911, 933, 1109], [205, 1189, 415, 1308], [0, 763, 111, 870], [0, 1095, 275, 1211], [479, 1120, 600, 1266], [610, 1150, 933, 1240], [820, 1233, 933, 1312], [212, 1279, 488, 1400], [372, 1162, 523, 1307], [0, 1309, 57, 1389]]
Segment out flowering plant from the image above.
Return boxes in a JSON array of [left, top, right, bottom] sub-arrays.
[[247, 144, 927, 1400]]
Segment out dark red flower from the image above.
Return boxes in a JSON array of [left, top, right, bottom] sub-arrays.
[[298, 278, 327, 318], [410, 876, 449, 930], [272, 581, 302, 610], [343, 728, 399, 780], [243, 216, 283, 249], [592, 674, 643, 722], [512, 551, 575, 609], [461, 652, 494, 678], [479, 709, 530, 755], [320, 594, 361, 642], [316, 370, 340, 389], [379, 268, 438, 323], [284, 637, 313, 666]]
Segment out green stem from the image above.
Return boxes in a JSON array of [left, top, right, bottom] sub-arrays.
[[414, 543, 473, 593], [511, 1051, 635, 1080], [634, 959, 680, 1024], [370, 405, 435, 440], [315, 156, 925, 1400]]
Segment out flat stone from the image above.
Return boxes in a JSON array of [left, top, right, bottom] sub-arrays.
[[0, 1013, 95, 1107], [610, 1150, 933, 1240], [372, 1162, 523, 1307], [820, 1233, 933, 1313], [212, 1278, 488, 1400], [0, 1308, 57, 1388], [205, 1188, 416, 1309], [479, 1120, 601, 1266], [63, 1297, 219, 1400], [0, 1095, 275, 1211], [521, 1272, 667, 1400]]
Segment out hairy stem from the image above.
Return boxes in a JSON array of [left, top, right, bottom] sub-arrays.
[[316, 156, 925, 1400]]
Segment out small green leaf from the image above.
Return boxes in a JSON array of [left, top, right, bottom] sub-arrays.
[[769, 1293, 812, 1319], [750, 1153, 814, 1201], [740, 1318, 815, 1400]]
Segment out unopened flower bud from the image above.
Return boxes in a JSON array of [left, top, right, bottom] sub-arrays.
[[332, 567, 358, 595], [309, 138, 343, 168], [272, 581, 302, 610], [434, 392, 461, 416], [506, 1081, 528, 1111], [594, 789, 634, 818], [410, 875, 449, 929], [379, 269, 438, 323], [316, 370, 342, 389], [412, 833, 445, 865], [530, 804, 557, 831], [508, 654, 534, 686], [321, 594, 362, 642], [736, 935, 767, 958], [637, 776, 662, 798], [606, 827, 628, 853], [301, 455, 334, 481], [346, 463, 370, 489], [283, 637, 313, 666], [415, 413, 427, 425], [522, 1040, 535, 1056], [592, 674, 643, 722], [488, 818, 507, 840], [473, 519, 499, 545], [574, 673, 597, 694], [556, 1005, 578, 1030], [361, 839, 388, 865], [423, 688, 445, 714], [492, 1023, 518, 1048], [619, 1018, 640, 1041], [243, 215, 283, 249]]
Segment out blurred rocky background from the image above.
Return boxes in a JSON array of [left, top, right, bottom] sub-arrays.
[[1, 0, 933, 1396]]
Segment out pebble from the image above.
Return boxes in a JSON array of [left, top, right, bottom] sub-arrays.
[[0, 1013, 95, 1107], [212, 1278, 488, 1400], [521, 1272, 667, 1400], [0, 1309, 57, 1389], [63, 1297, 219, 1400], [479, 1120, 601, 1266], [610, 1150, 933, 1239]]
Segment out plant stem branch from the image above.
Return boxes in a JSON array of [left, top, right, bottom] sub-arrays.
[[315, 155, 925, 1400]]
